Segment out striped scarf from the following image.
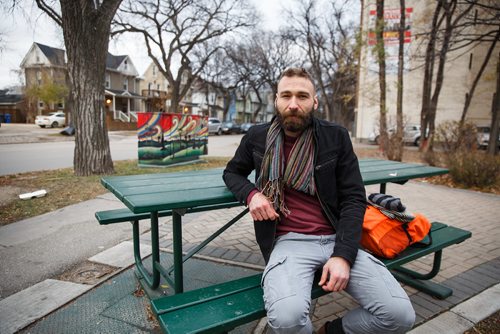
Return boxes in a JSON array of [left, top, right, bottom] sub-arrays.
[[256, 118, 316, 216]]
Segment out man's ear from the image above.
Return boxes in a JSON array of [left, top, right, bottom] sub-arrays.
[[314, 95, 319, 110]]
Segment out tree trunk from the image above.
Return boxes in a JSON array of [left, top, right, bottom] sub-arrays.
[[425, 0, 455, 152], [487, 53, 500, 156], [60, 0, 121, 176], [420, 1, 442, 152], [376, 0, 388, 153], [252, 86, 263, 121], [390, 0, 406, 162]]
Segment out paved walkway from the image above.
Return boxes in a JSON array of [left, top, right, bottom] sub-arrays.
[[0, 180, 499, 333]]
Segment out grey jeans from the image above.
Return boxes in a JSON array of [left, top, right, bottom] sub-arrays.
[[262, 232, 415, 334]]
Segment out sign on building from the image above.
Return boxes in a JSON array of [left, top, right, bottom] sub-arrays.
[[367, 7, 413, 74]]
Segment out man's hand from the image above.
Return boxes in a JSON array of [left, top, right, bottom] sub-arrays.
[[318, 257, 351, 292], [248, 192, 280, 221]]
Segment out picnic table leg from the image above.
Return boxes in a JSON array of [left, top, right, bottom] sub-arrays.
[[393, 250, 443, 280], [166, 208, 250, 274], [150, 211, 161, 289], [132, 213, 161, 290], [172, 210, 184, 293], [390, 250, 452, 299], [379, 183, 386, 194]]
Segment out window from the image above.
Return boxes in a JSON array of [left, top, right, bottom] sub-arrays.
[[123, 78, 128, 91], [39, 101, 44, 108], [124, 60, 128, 70], [37, 71, 42, 85], [105, 73, 111, 88], [153, 65, 156, 76], [57, 102, 64, 109]]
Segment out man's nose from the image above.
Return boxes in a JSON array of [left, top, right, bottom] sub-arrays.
[[288, 96, 299, 109]]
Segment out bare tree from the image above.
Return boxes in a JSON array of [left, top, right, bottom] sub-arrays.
[[114, 0, 256, 115], [200, 30, 298, 122], [375, 0, 389, 152], [323, 1, 360, 129], [197, 48, 237, 120], [222, 31, 299, 122], [284, 0, 359, 128], [419, 0, 475, 152], [31, 0, 121, 176], [458, 1, 500, 127], [224, 42, 261, 121], [251, 31, 299, 98]]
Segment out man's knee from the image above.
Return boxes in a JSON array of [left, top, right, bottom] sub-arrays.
[[380, 298, 416, 333], [266, 295, 310, 330]]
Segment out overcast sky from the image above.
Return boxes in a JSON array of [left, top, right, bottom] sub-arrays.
[[0, 0, 285, 90]]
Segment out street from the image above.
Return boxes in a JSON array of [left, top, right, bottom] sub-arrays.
[[0, 124, 243, 176]]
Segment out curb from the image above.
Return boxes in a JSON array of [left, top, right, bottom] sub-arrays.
[[408, 283, 500, 334]]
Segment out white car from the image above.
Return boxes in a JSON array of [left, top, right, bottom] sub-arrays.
[[476, 126, 500, 149], [35, 112, 66, 128], [207, 118, 222, 135], [369, 124, 422, 146]]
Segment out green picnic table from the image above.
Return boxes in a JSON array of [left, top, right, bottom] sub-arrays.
[[99, 159, 449, 294], [97, 159, 473, 334]]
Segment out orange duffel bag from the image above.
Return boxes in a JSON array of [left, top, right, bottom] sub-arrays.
[[361, 205, 432, 259]]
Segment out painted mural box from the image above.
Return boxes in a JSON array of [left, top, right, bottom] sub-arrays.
[[137, 112, 208, 166]]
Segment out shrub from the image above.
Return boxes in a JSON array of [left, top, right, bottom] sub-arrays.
[[422, 150, 443, 167], [435, 120, 477, 152], [446, 151, 500, 188]]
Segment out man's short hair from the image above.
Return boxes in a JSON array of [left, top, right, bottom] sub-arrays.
[[278, 67, 315, 90]]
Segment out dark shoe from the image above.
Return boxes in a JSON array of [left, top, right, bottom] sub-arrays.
[[316, 318, 344, 334]]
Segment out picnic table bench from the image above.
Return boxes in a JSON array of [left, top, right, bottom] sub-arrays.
[[97, 159, 471, 334]]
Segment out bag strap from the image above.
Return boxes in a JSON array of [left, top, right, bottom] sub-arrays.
[[401, 223, 413, 244], [412, 234, 433, 248], [400, 222, 433, 247]]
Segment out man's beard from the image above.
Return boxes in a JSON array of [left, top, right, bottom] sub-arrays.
[[276, 108, 313, 134]]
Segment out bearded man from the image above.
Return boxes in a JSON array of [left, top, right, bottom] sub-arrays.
[[223, 67, 415, 334]]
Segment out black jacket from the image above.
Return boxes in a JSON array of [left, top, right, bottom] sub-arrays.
[[223, 117, 366, 265]]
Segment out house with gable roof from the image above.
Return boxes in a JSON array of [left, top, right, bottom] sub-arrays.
[[20, 42, 143, 125], [20, 42, 68, 122], [104, 53, 143, 122]]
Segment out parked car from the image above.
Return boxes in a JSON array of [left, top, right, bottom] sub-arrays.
[[240, 122, 255, 133], [35, 112, 66, 128], [221, 121, 241, 134], [369, 124, 422, 146], [207, 117, 222, 135], [476, 126, 500, 149]]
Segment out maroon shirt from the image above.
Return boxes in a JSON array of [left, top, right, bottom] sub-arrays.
[[276, 135, 334, 236], [246, 135, 335, 236]]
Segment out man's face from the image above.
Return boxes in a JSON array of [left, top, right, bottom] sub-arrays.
[[275, 76, 318, 136]]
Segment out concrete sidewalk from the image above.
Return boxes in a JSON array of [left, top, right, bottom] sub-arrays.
[[0, 180, 499, 333]]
